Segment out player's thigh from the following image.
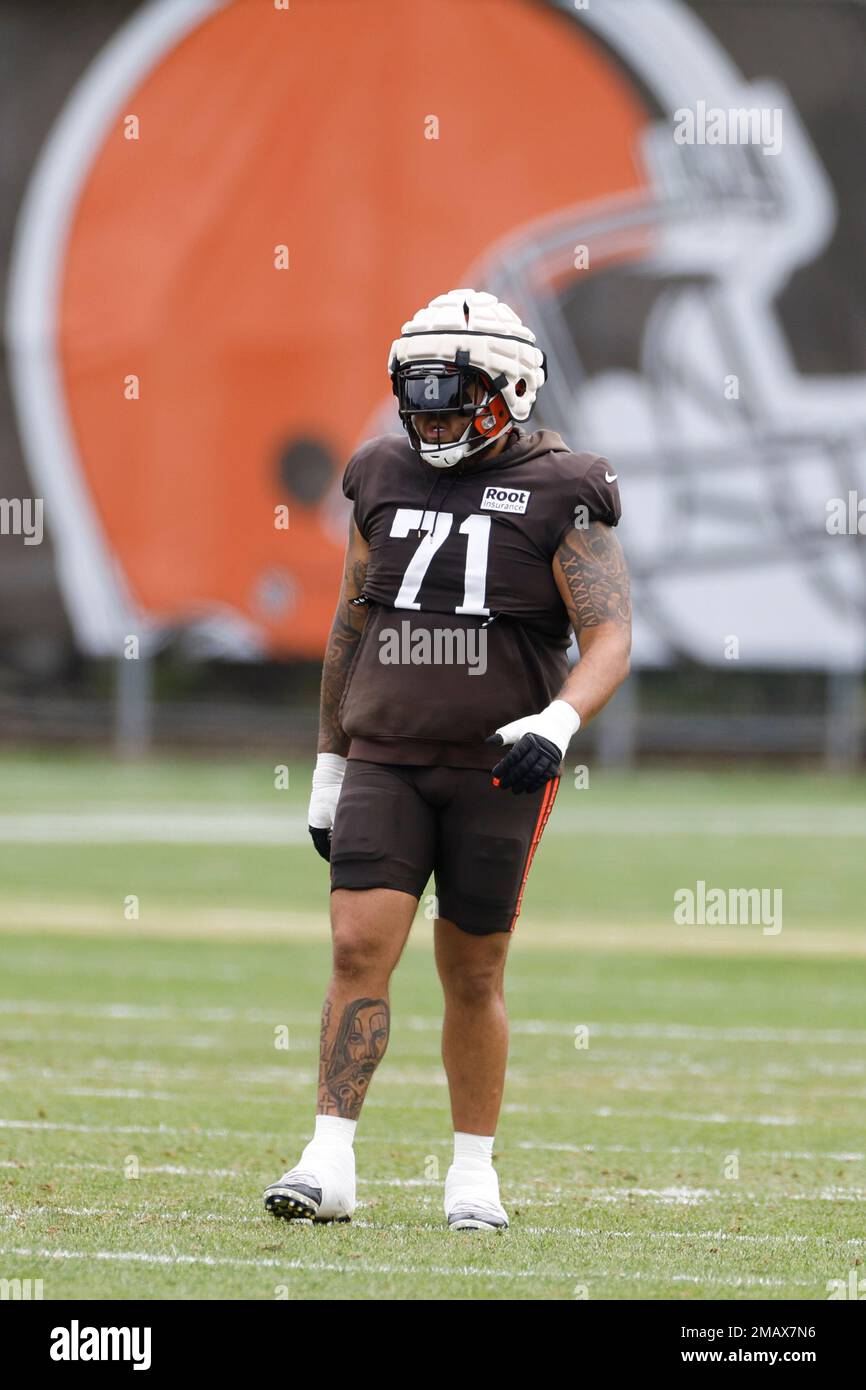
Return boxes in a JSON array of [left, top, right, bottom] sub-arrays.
[[435, 769, 560, 936], [329, 760, 436, 953]]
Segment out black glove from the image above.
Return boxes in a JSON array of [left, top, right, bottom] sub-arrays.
[[309, 826, 332, 862], [485, 731, 562, 794]]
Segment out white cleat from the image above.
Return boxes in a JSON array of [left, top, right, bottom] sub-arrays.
[[264, 1146, 356, 1224], [444, 1163, 509, 1232]]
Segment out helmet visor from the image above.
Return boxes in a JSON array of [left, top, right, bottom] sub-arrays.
[[396, 365, 480, 415]]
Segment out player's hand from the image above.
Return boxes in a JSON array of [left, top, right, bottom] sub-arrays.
[[485, 700, 581, 794], [308, 753, 347, 861]]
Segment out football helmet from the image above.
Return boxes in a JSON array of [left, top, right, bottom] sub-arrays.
[[388, 288, 547, 468]]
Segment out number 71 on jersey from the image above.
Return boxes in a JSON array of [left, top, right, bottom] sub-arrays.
[[390, 509, 491, 617]]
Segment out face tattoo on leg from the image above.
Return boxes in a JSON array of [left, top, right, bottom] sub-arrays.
[[320, 997, 390, 1118]]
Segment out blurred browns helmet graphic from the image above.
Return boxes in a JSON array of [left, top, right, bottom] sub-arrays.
[[7, 0, 865, 665]]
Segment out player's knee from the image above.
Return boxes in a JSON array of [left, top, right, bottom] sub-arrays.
[[441, 959, 505, 1006], [330, 922, 391, 983]]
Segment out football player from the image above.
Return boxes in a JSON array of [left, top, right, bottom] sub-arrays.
[[264, 289, 631, 1230]]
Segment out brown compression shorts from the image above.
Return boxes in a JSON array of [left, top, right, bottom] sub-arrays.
[[329, 759, 561, 936]]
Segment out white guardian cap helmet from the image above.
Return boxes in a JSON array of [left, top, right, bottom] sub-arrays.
[[388, 288, 548, 467]]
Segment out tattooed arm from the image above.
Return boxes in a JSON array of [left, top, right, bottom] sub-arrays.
[[551, 520, 632, 726], [486, 520, 631, 792], [317, 517, 370, 755]]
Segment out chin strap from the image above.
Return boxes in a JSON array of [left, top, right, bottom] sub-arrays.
[[418, 415, 513, 469]]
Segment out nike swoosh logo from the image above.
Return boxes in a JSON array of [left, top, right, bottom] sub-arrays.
[[604, 471, 618, 483]]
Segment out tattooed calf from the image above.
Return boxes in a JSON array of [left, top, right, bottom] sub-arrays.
[[321, 997, 390, 1118]]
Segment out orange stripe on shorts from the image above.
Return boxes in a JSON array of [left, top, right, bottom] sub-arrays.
[[509, 775, 561, 933]]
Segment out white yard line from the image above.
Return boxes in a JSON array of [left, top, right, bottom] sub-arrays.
[[0, 1244, 817, 1289], [0, 1116, 853, 1143], [6, 1207, 866, 1247], [0, 1161, 453, 1186], [0, 1087, 841, 1128], [6, 1084, 866, 1116], [2, 999, 866, 1047], [581, 1186, 866, 1203], [0, 1141, 863, 1205], [592, 1108, 803, 1126], [0, 1159, 252, 1177], [0, 805, 864, 842], [6, 1057, 866, 1084], [0, 1244, 566, 1282], [3, 1140, 863, 1180], [3, 1166, 863, 1203]]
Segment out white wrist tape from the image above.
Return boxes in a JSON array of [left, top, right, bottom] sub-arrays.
[[308, 753, 347, 829], [491, 699, 581, 760], [536, 700, 582, 757]]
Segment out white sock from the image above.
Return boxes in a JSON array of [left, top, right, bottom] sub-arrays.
[[452, 1131, 495, 1171], [311, 1114, 357, 1150]]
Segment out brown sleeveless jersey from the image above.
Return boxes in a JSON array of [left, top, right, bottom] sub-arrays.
[[338, 425, 621, 769]]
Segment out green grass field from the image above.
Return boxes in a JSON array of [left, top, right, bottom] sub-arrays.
[[0, 751, 864, 1300]]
